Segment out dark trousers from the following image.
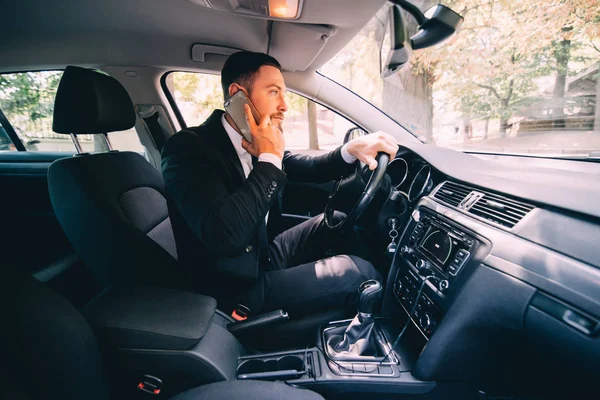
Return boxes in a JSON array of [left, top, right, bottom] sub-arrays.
[[245, 213, 381, 318]]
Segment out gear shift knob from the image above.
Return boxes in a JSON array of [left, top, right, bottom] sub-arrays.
[[358, 280, 382, 315]]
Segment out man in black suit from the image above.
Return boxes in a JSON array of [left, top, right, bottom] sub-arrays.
[[162, 51, 398, 318]]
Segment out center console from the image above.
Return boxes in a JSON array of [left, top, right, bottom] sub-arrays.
[[81, 202, 488, 399], [394, 209, 479, 339]]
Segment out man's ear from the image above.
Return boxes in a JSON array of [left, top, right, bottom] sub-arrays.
[[228, 83, 241, 99]]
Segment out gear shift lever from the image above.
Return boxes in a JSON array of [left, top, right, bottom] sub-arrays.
[[358, 279, 383, 316], [325, 280, 385, 359]]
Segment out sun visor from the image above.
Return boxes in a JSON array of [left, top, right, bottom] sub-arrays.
[[269, 23, 336, 72]]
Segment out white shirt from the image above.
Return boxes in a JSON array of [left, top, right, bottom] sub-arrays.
[[222, 114, 282, 177], [221, 114, 357, 178]]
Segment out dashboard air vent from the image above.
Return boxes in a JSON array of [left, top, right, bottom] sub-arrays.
[[433, 181, 471, 207], [434, 181, 534, 229]]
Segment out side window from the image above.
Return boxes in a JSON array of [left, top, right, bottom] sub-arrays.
[[166, 72, 356, 153], [0, 71, 144, 153], [165, 72, 224, 128], [283, 91, 355, 154]]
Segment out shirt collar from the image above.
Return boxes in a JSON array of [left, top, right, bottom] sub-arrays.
[[221, 114, 248, 158]]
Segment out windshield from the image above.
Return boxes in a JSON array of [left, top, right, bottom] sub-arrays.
[[320, 0, 600, 159]]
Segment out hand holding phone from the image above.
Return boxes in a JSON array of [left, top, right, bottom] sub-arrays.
[[241, 104, 285, 160], [224, 90, 260, 143]]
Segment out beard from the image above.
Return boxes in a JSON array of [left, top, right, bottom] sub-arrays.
[[271, 112, 284, 132]]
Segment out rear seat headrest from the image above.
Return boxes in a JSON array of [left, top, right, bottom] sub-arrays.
[[52, 66, 136, 135]]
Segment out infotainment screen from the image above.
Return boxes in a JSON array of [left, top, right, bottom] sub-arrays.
[[418, 227, 465, 270], [420, 229, 452, 265]]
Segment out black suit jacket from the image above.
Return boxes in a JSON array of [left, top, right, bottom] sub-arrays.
[[161, 110, 354, 306]]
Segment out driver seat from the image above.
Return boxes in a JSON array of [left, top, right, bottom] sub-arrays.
[[47, 66, 343, 349]]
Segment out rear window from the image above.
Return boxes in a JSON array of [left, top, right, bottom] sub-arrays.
[[0, 71, 143, 152]]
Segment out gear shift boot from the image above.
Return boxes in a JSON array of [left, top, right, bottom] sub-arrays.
[[323, 280, 391, 362], [324, 315, 388, 361]]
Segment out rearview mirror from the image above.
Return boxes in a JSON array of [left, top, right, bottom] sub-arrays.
[[380, 1, 463, 78], [411, 4, 463, 50], [380, 5, 411, 78]]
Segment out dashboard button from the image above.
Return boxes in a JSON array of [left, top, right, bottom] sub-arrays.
[[438, 279, 449, 292]]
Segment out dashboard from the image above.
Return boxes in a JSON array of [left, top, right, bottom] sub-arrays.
[[377, 146, 600, 397], [386, 154, 435, 203]]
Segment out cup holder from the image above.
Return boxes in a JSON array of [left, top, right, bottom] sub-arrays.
[[237, 354, 307, 380], [278, 355, 304, 371], [237, 360, 265, 375]]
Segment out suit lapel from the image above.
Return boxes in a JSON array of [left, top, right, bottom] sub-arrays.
[[203, 110, 246, 186]]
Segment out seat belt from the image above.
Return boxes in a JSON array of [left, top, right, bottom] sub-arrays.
[[142, 111, 166, 152]]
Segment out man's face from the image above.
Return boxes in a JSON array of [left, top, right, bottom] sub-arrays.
[[233, 65, 288, 131]]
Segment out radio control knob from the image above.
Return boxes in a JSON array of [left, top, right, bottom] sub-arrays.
[[438, 279, 449, 292], [419, 313, 436, 332], [416, 259, 430, 271], [400, 246, 410, 254]]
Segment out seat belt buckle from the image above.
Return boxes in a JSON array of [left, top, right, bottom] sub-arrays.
[[231, 304, 251, 321], [137, 374, 162, 396]]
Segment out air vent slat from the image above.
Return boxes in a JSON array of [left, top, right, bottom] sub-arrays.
[[435, 193, 462, 206], [433, 180, 534, 229], [441, 184, 471, 195], [470, 204, 521, 226], [433, 182, 469, 207], [478, 197, 530, 217], [439, 189, 471, 197], [480, 192, 534, 212]]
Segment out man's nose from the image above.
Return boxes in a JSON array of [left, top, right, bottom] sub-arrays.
[[278, 94, 288, 113]]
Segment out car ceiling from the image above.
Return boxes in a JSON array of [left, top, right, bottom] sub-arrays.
[[0, 0, 386, 73]]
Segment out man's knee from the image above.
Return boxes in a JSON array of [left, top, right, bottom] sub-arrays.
[[343, 255, 382, 284], [316, 211, 347, 226]]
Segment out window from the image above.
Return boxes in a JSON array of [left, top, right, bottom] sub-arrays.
[[166, 72, 356, 153], [320, 1, 600, 159], [0, 71, 144, 153]]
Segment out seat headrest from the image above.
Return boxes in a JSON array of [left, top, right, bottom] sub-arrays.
[[53, 66, 136, 135]]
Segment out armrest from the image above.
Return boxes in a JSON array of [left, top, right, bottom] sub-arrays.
[[82, 286, 217, 350]]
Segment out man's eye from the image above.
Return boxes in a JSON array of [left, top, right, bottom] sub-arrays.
[[270, 90, 278, 95]]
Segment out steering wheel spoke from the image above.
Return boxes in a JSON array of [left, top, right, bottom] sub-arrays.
[[324, 152, 390, 230]]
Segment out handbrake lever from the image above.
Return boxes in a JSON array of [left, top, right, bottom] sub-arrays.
[[227, 309, 289, 335]]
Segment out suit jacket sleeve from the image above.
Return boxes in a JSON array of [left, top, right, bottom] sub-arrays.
[[162, 131, 287, 256], [282, 145, 355, 183]]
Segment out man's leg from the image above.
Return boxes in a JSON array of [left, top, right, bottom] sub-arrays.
[[260, 254, 382, 317], [268, 211, 359, 270]]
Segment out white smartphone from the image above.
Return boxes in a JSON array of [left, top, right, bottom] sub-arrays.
[[224, 90, 261, 143]]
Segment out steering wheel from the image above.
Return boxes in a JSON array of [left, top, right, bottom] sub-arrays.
[[324, 152, 390, 230]]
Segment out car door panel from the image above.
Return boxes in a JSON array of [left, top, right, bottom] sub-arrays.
[[0, 152, 76, 277]]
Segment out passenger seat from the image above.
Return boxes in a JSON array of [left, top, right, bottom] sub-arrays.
[[48, 66, 185, 291], [0, 266, 324, 400]]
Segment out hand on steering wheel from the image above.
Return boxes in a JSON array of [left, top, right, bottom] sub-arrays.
[[324, 152, 391, 230]]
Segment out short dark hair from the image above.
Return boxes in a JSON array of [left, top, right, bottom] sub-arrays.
[[221, 51, 282, 101]]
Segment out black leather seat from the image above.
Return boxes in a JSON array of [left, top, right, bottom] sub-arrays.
[[48, 66, 186, 291], [0, 266, 323, 400], [46, 66, 343, 350]]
